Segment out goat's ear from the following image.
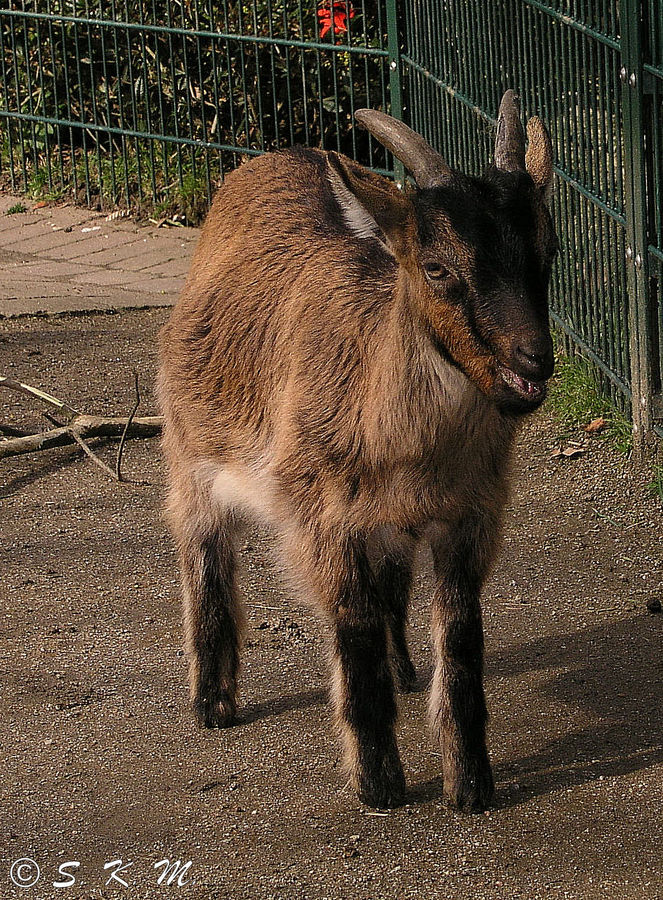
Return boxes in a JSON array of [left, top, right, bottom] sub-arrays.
[[525, 118, 554, 204], [327, 152, 414, 258]]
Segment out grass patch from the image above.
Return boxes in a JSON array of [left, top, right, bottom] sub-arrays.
[[27, 170, 66, 203], [5, 202, 27, 215], [648, 464, 663, 500], [1, 140, 215, 225], [152, 172, 211, 225], [548, 352, 633, 454]]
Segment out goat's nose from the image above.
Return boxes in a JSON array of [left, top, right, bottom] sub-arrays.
[[513, 339, 554, 381]]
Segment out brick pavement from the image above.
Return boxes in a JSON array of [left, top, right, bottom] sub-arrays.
[[0, 193, 199, 316]]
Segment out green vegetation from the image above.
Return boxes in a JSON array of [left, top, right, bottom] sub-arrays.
[[548, 350, 633, 455], [5, 202, 27, 215], [648, 464, 663, 501], [0, 0, 388, 223], [548, 349, 663, 503], [26, 170, 65, 203]]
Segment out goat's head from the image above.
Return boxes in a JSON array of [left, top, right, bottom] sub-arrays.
[[328, 90, 558, 414]]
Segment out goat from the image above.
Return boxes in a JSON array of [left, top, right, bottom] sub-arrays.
[[158, 90, 557, 811]]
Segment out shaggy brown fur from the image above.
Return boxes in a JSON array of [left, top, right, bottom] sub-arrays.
[[158, 101, 556, 811]]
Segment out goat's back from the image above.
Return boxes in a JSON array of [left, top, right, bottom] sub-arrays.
[[158, 148, 396, 467]]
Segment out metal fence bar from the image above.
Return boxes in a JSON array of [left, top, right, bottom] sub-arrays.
[[0, 6, 390, 56], [620, 0, 655, 450]]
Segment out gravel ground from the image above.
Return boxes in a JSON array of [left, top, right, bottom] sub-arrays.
[[1, 309, 662, 900]]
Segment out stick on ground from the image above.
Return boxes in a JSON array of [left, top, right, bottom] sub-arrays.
[[116, 371, 141, 482], [0, 375, 163, 481], [0, 415, 163, 460], [0, 376, 79, 422]]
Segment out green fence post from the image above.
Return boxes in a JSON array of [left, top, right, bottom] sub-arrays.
[[385, 0, 405, 187], [621, 0, 655, 454]]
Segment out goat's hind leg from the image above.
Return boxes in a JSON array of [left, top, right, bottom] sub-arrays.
[[169, 477, 245, 728], [376, 547, 417, 693]]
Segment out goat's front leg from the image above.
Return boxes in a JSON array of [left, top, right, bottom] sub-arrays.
[[428, 516, 498, 812], [296, 526, 405, 808]]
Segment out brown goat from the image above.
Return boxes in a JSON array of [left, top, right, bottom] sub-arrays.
[[158, 91, 557, 811]]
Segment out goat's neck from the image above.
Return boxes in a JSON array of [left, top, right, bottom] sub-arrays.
[[364, 271, 517, 465]]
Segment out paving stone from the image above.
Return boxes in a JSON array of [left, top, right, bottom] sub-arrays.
[[117, 249, 186, 272], [140, 258, 191, 277], [139, 276, 186, 295], [0, 277, 78, 300], [0, 208, 95, 240], [2, 261, 95, 279], [3, 225, 102, 254], [70, 269, 149, 287], [46, 230, 139, 261], [0, 286, 172, 317], [0, 192, 196, 315], [0, 211, 36, 234], [0, 218, 61, 244], [78, 238, 153, 267], [0, 195, 24, 214]]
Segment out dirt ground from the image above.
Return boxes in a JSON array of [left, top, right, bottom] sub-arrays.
[[1, 308, 662, 900]]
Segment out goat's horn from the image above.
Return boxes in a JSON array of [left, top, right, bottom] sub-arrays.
[[494, 89, 526, 172], [355, 109, 452, 189]]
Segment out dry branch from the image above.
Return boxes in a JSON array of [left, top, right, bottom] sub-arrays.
[[70, 430, 124, 481], [0, 415, 163, 460], [0, 376, 79, 422], [116, 371, 141, 482]]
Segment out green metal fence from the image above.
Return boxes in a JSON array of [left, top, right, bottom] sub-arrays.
[[0, 0, 396, 211], [0, 0, 661, 446], [403, 0, 662, 447]]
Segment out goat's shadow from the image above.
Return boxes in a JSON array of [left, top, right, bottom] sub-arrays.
[[412, 614, 663, 809], [206, 611, 662, 810], [238, 687, 327, 726], [236, 667, 431, 728]]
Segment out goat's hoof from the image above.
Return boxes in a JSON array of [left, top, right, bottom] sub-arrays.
[[443, 761, 494, 814], [356, 760, 406, 809], [394, 657, 418, 693], [193, 694, 237, 729]]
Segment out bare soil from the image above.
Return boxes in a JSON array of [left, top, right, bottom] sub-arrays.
[[1, 309, 662, 900]]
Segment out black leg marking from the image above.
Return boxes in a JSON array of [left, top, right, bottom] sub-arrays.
[[179, 522, 244, 729], [377, 553, 417, 693], [429, 517, 498, 812]]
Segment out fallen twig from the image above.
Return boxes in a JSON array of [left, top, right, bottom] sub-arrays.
[[247, 603, 287, 611], [0, 414, 163, 460], [0, 376, 79, 422], [591, 507, 622, 529], [70, 430, 121, 481], [116, 371, 141, 482]]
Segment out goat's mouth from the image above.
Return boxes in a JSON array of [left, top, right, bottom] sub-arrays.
[[498, 365, 547, 405]]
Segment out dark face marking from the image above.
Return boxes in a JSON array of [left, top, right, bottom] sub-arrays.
[[413, 169, 558, 414]]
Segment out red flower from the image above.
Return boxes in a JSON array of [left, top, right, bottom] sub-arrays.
[[318, 1, 355, 39]]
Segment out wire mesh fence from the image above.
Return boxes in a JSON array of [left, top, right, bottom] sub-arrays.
[[0, 0, 661, 443], [642, 0, 663, 433], [0, 0, 394, 215]]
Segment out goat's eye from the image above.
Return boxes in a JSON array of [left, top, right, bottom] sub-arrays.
[[423, 262, 450, 282]]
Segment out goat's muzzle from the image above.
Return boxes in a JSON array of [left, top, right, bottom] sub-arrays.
[[489, 328, 554, 413], [497, 364, 547, 407]]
